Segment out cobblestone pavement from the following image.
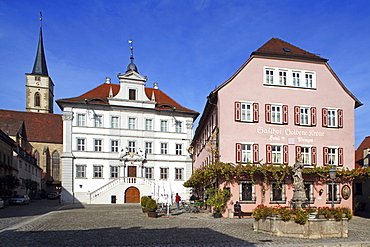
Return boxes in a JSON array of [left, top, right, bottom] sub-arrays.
[[1, 203, 370, 246]]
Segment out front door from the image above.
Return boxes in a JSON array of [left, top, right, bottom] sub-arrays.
[[125, 187, 140, 203]]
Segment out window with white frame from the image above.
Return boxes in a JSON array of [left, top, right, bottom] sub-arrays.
[[323, 108, 343, 128], [241, 103, 253, 122], [145, 142, 153, 154], [160, 167, 168, 179], [242, 144, 252, 163], [145, 119, 153, 131], [272, 145, 282, 164], [94, 115, 103, 127], [270, 182, 285, 202], [328, 148, 337, 165], [304, 182, 314, 203], [327, 109, 337, 127], [111, 116, 119, 128], [111, 140, 119, 152], [76, 165, 86, 178], [327, 183, 340, 203], [175, 144, 182, 155], [292, 72, 301, 87], [175, 168, 183, 180], [264, 67, 316, 88], [128, 141, 136, 153], [161, 143, 168, 154], [265, 69, 274, 84], [279, 70, 287, 85], [175, 121, 182, 133], [128, 117, 136, 130], [301, 147, 311, 165], [271, 105, 282, 124], [110, 166, 119, 178], [160, 120, 168, 132], [77, 114, 86, 126], [294, 106, 317, 127], [305, 73, 313, 88], [93, 165, 103, 178], [300, 107, 310, 125], [129, 89, 136, 100], [323, 147, 343, 166], [77, 138, 86, 151], [240, 181, 255, 201], [145, 167, 153, 179], [94, 139, 102, 152]]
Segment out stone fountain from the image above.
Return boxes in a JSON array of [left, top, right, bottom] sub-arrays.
[[291, 158, 307, 209]]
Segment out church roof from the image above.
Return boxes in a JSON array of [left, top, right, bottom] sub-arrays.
[[30, 26, 49, 76], [56, 83, 198, 115], [251, 37, 328, 63], [0, 110, 62, 144]]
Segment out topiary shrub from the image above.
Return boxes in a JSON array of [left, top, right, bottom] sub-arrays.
[[145, 198, 158, 212], [140, 196, 150, 207]]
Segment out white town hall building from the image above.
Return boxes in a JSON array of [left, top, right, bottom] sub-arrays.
[[57, 45, 198, 204]]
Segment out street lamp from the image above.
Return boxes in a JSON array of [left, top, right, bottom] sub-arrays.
[[328, 167, 337, 209]]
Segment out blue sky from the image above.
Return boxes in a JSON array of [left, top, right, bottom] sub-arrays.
[[0, 0, 369, 148]]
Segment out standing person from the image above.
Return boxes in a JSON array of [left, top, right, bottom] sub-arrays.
[[234, 201, 242, 219], [175, 193, 181, 210]]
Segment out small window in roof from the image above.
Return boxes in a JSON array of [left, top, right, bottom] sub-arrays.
[[283, 48, 291, 52]]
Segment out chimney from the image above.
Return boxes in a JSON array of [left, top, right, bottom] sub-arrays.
[[153, 82, 158, 90], [106, 77, 111, 84]]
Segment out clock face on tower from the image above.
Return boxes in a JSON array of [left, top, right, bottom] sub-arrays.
[[35, 81, 40, 86]]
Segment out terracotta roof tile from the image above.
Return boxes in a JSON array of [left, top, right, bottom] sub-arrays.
[[355, 136, 370, 168], [0, 109, 62, 144]]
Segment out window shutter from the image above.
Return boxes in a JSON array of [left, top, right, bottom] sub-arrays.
[[295, 146, 302, 160], [322, 108, 328, 127], [266, 144, 272, 164], [338, 147, 343, 166], [235, 102, 241, 122], [253, 144, 259, 163], [311, 107, 317, 126], [236, 143, 242, 163], [338, 109, 343, 128], [311, 146, 317, 166], [294, 106, 300, 125], [283, 105, 288, 124], [283, 145, 289, 164], [323, 147, 329, 166], [265, 104, 271, 123], [253, 103, 259, 123]]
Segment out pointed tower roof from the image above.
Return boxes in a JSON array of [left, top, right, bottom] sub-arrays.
[[31, 14, 49, 76], [126, 40, 139, 73]]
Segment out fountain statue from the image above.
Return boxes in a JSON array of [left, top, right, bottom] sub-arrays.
[[291, 158, 307, 209]]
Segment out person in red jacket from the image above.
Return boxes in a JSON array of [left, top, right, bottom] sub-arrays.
[[175, 193, 181, 210]]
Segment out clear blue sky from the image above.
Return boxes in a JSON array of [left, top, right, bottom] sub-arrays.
[[0, 0, 369, 148]]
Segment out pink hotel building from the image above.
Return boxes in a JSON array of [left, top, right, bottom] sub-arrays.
[[192, 38, 362, 214]]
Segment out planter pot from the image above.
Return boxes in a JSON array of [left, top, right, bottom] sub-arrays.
[[142, 207, 147, 213], [213, 213, 222, 218], [147, 212, 158, 218], [316, 214, 325, 219]]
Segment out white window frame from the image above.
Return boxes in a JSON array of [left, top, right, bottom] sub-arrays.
[[240, 181, 255, 202], [94, 115, 103, 127], [175, 121, 182, 133], [145, 167, 153, 179], [305, 73, 314, 88], [128, 88, 136, 100], [270, 182, 285, 202], [76, 165, 86, 178], [327, 109, 337, 127], [77, 114, 86, 126], [271, 145, 282, 164], [128, 141, 136, 153], [175, 144, 182, 155], [145, 142, 153, 154], [145, 119, 153, 131], [160, 167, 169, 180], [110, 166, 119, 178], [93, 165, 103, 178], [160, 120, 168, 132], [77, 138, 86, 151], [111, 116, 119, 128], [241, 144, 252, 163], [279, 70, 287, 85], [111, 140, 119, 152], [175, 168, 184, 180], [304, 182, 314, 203], [300, 107, 311, 126], [328, 147, 338, 166], [265, 69, 274, 84], [161, 143, 168, 154], [241, 103, 253, 122], [271, 105, 282, 124], [301, 146, 311, 166], [292, 71, 301, 87], [94, 139, 102, 152], [264, 67, 316, 89], [327, 183, 340, 203], [128, 117, 136, 130]]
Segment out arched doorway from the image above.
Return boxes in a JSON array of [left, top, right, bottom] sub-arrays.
[[125, 187, 140, 203]]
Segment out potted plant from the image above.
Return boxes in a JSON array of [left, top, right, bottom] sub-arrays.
[[317, 207, 332, 219], [341, 207, 353, 220], [205, 187, 232, 218], [145, 198, 158, 218], [278, 206, 292, 221], [140, 196, 150, 213], [293, 208, 309, 225]]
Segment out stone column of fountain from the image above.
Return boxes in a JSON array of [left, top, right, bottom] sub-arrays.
[[291, 159, 307, 209]]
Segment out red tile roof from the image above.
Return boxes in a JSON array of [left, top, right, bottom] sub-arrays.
[[355, 137, 370, 168], [0, 109, 62, 144], [251, 37, 328, 62], [57, 83, 198, 115]]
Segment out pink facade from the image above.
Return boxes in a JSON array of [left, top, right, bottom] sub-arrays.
[[192, 38, 361, 215]]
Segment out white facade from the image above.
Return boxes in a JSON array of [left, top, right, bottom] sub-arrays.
[[58, 63, 198, 204]]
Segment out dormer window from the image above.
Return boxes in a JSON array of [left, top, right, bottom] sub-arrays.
[[35, 76, 41, 81], [129, 89, 136, 100]]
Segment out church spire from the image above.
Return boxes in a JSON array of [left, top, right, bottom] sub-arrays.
[[31, 11, 49, 76], [126, 40, 139, 73]]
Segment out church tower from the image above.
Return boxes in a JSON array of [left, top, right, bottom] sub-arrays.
[[25, 13, 54, 113]]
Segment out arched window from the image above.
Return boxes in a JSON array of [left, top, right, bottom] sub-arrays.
[[34, 150, 40, 167], [52, 151, 60, 181], [34, 92, 41, 107]]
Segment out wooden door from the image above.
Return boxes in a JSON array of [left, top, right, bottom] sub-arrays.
[[128, 166, 137, 177], [125, 187, 140, 203]]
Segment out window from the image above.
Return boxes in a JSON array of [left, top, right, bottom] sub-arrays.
[[145, 142, 153, 154], [93, 165, 103, 178], [34, 151, 40, 167], [266, 145, 288, 164], [145, 119, 153, 131], [327, 183, 340, 203], [128, 117, 136, 130], [296, 146, 317, 166], [294, 106, 316, 126], [111, 140, 119, 152], [292, 72, 301, 87], [160, 167, 168, 179], [77, 138, 86, 151], [175, 121, 182, 133], [175, 144, 182, 155], [52, 151, 60, 181], [175, 168, 183, 180], [271, 105, 281, 123], [236, 143, 259, 163], [235, 102, 259, 122], [161, 143, 168, 154], [265, 104, 288, 124], [305, 73, 313, 88], [272, 145, 282, 164], [241, 144, 252, 163], [304, 182, 313, 203], [76, 165, 86, 178], [160, 120, 168, 132], [110, 166, 119, 178], [129, 89, 136, 100], [94, 115, 103, 127], [34, 93, 41, 107], [323, 108, 343, 128], [240, 181, 255, 201], [77, 114, 86, 126], [145, 167, 153, 179], [35, 76, 41, 81], [128, 141, 136, 153], [265, 69, 274, 84], [324, 147, 343, 166], [270, 182, 285, 202], [94, 139, 102, 152], [279, 70, 287, 85], [301, 147, 311, 165], [111, 116, 119, 128]]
